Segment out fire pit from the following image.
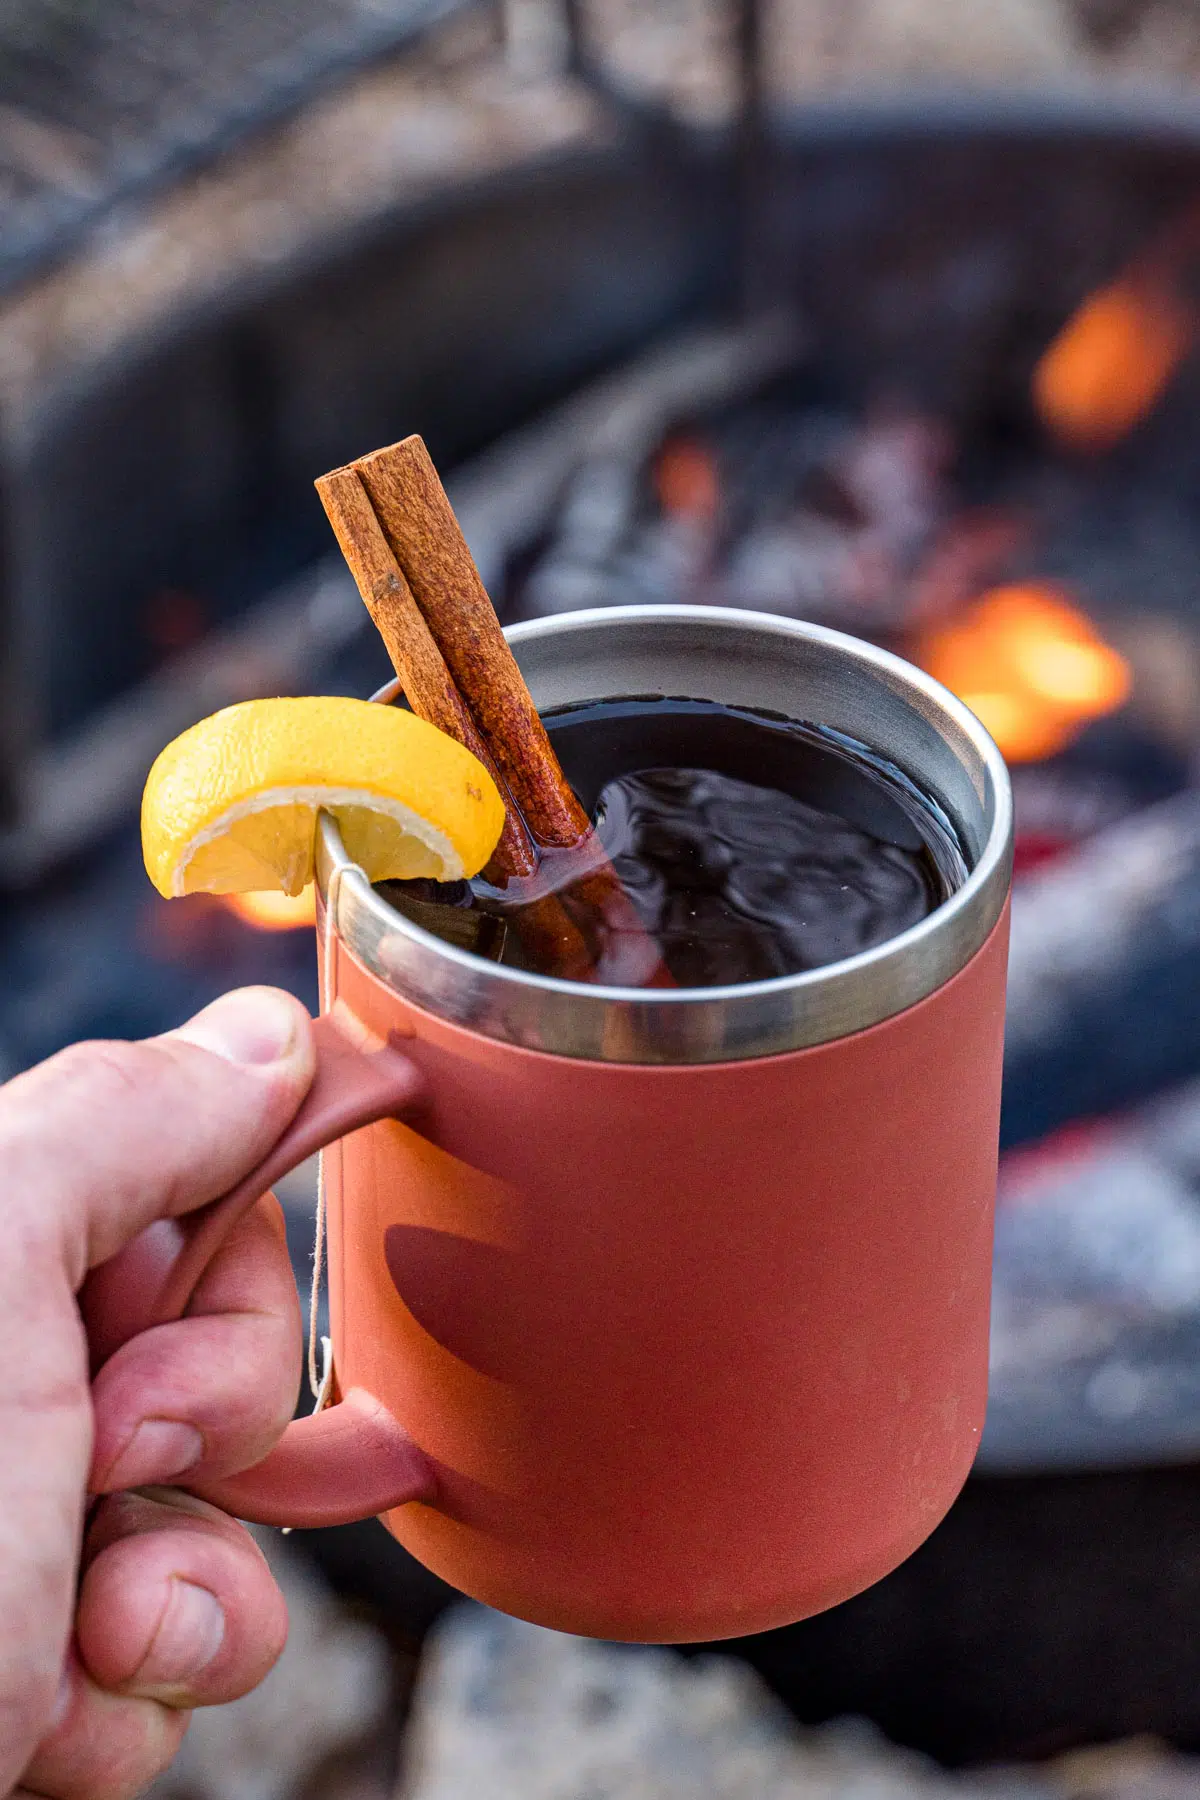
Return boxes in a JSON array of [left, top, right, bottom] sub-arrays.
[[8, 85, 1200, 1759]]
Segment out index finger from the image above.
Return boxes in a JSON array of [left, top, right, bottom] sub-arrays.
[[89, 1195, 303, 1494], [4, 987, 315, 1281]]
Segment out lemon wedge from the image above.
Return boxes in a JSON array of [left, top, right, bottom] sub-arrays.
[[142, 696, 505, 898]]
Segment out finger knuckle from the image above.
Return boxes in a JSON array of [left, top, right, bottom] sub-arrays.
[[23, 1690, 189, 1800], [48, 1039, 157, 1106], [0, 1042, 161, 1166]]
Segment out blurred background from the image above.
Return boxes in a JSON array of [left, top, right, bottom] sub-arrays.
[[13, 0, 1200, 1792]]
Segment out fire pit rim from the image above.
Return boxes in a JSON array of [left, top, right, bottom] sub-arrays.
[[766, 87, 1200, 149]]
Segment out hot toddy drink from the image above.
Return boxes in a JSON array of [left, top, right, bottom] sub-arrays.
[[379, 696, 967, 988]]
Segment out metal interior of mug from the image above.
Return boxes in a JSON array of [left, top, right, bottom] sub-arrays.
[[315, 606, 1012, 1064]]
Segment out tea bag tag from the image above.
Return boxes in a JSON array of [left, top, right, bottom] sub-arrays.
[[312, 1335, 335, 1415]]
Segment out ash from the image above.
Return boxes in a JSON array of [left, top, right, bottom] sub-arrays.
[[402, 1606, 987, 1800], [504, 391, 955, 635], [400, 1604, 1200, 1800], [985, 1063, 1200, 1472]]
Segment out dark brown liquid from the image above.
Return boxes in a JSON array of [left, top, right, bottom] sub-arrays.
[[377, 697, 968, 988]]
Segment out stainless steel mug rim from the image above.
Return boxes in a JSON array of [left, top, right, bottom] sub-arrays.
[[315, 605, 1012, 1064]]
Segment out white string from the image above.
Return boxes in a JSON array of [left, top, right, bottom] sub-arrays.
[[306, 1151, 328, 1405], [286, 839, 345, 1538], [306, 845, 345, 1412], [283, 1333, 333, 1541]]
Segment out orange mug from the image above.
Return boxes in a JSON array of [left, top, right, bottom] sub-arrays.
[[85, 607, 1012, 1643]]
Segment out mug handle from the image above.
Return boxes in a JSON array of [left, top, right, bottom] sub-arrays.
[[81, 1002, 438, 1529]]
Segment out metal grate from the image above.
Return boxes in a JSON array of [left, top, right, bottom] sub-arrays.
[[0, 0, 465, 293]]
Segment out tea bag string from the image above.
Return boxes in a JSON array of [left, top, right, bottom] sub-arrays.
[[307, 1162, 331, 1411], [306, 853, 344, 1415]]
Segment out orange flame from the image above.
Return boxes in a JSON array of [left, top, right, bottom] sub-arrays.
[[1034, 277, 1193, 452], [221, 886, 317, 932], [914, 583, 1131, 763]]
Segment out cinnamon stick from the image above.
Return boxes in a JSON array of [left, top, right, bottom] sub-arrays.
[[354, 436, 591, 848], [317, 466, 538, 881], [318, 437, 672, 987], [317, 466, 594, 978]]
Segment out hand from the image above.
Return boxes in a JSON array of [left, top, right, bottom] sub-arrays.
[[0, 987, 317, 1799]]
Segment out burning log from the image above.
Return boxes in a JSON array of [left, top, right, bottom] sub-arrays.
[[521, 400, 960, 629]]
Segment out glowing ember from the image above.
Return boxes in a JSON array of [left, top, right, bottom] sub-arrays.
[[221, 886, 317, 931], [914, 583, 1131, 763], [1033, 277, 1193, 452], [654, 437, 720, 522]]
